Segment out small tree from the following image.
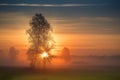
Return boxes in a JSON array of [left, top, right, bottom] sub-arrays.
[[9, 47, 19, 61], [27, 13, 55, 69], [61, 47, 71, 62]]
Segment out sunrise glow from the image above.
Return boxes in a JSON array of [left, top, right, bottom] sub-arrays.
[[41, 52, 49, 58]]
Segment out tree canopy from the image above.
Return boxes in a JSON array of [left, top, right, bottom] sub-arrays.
[[27, 13, 55, 69]]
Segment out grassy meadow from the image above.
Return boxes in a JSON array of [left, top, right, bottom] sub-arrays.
[[0, 67, 120, 80]]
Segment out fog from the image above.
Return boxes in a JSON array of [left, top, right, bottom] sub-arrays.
[[0, 47, 120, 69], [0, 48, 29, 67]]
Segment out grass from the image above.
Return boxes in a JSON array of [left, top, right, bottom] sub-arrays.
[[0, 67, 120, 80]]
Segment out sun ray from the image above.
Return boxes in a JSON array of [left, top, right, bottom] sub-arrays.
[[41, 52, 49, 58]]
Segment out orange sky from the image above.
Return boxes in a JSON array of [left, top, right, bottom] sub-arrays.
[[0, 13, 120, 56], [0, 29, 120, 56], [0, 1, 120, 68], [0, 15, 120, 68]]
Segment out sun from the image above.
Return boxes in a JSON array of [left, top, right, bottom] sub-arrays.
[[41, 52, 49, 58]]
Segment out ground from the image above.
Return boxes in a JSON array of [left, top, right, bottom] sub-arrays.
[[0, 67, 120, 80]]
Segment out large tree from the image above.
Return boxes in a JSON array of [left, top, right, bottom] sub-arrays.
[[27, 13, 55, 69]]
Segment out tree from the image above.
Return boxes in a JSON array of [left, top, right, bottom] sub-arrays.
[[27, 13, 55, 69], [9, 47, 19, 61], [61, 47, 71, 62]]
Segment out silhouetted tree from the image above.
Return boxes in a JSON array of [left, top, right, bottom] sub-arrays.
[[27, 13, 55, 69], [61, 47, 71, 62], [0, 49, 5, 61], [9, 47, 19, 61]]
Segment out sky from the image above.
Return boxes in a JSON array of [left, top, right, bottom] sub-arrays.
[[0, 0, 120, 56]]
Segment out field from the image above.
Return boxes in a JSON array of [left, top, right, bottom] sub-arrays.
[[0, 66, 120, 80]]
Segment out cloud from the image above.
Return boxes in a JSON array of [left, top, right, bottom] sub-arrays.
[[0, 3, 107, 7], [78, 17, 114, 22], [49, 17, 120, 34], [0, 12, 119, 34]]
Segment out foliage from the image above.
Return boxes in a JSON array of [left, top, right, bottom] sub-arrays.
[[26, 13, 55, 69]]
